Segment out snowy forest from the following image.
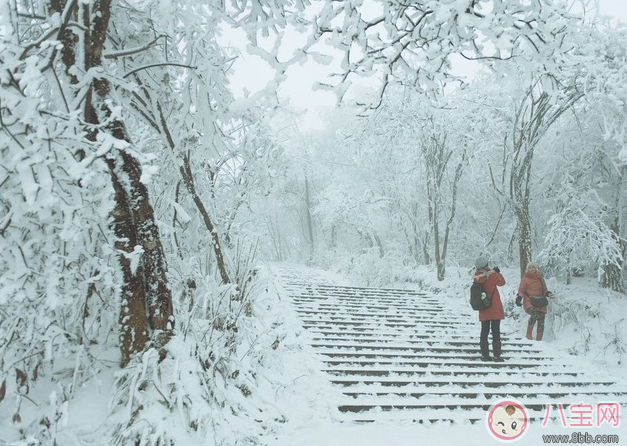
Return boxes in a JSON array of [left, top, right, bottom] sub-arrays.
[[1, 0, 626, 445]]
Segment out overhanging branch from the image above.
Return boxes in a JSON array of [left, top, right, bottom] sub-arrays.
[[123, 63, 197, 78]]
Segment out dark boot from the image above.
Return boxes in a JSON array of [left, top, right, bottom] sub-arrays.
[[526, 323, 534, 340], [493, 340, 504, 362], [480, 341, 491, 361]]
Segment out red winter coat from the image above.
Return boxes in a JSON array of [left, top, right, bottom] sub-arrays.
[[473, 268, 506, 321], [518, 270, 549, 313]]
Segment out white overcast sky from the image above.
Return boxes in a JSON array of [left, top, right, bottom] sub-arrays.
[[599, 0, 627, 20]]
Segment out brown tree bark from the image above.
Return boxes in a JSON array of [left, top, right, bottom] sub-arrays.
[[124, 78, 233, 286], [155, 104, 232, 285], [52, 0, 174, 365]]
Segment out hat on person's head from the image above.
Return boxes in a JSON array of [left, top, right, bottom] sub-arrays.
[[526, 262, 538, 272], [475, 255, 489, 270]]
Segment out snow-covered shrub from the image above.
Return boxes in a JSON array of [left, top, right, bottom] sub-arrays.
[[315, 247, 419, 287], [0, 40, 119, 436], [538, 204, 623, 284], [546, 286, 626, 369], [107, 266, 335, 446]]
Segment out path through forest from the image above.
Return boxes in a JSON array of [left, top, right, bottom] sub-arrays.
[[268, 264, 627, 444]]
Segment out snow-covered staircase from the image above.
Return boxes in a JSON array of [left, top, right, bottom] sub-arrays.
[[274, 265, 627, 424]]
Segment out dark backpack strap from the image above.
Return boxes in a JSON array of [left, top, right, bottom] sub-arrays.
[[486, 280, 497, 302]]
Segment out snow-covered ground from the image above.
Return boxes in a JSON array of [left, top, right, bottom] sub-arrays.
[[261, 262, 627, 446], [1, 262, 625, 446]]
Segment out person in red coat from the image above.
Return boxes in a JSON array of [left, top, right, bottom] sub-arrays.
[[516, 262, 553, 341], [473, 256, 506, 362]]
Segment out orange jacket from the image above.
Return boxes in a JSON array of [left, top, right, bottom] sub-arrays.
[[518, 270, 548, 313], [474, 268, 506, 321]]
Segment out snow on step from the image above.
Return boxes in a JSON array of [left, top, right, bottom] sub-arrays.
[[274, 265, 627, 424]]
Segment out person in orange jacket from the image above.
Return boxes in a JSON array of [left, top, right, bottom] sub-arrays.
[[516, 262, 553, 341], [473, 255, 506, 362]]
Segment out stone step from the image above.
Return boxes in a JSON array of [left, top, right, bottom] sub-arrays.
[[300, 320, 475, 329], [296, 307, 452, 317], [296, 312, 475, 326], [324, 366, 584, 378], [336, 400, 552, 414], [337, 384, 627, 398], [323, 366, 584, 377], [320, 359, 559, 370], [304, 329, 535, 344], [328, 376, 618, 388], [290, 293, 441, 303], [311, 342, 545, 355], [302, 323, 471, 332], [283, 283, 431, 296], [293, 306, 459, 318], [275, 266, 627, 428], [308, 333, 536, 347], [312, 346, 543, 357], [335, 409, 511, 423], [297, 313, 468, 322], [295, 305, 449, 315], [290, 292, 439, 300], [334, 408, 612, 424], [291, 298, 445, 311], [302, 327, 483, 337], [317, 352, 552, 364]]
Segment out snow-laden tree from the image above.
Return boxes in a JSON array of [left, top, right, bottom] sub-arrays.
[[573, 23, 627, 291], [532, 92, 626, 290], [498, 73, 583, 276], [300, 0, 583, 105], [1, 0, 175, 381], [249, 0, 588, 280], [341, 89, 475, 281], [0, 0, 283, 443], [539, 201, 623, 285], [107, 0, 286, 288], [280, 8, 627, 286], [282, 86, 489, 282], [501, 21, 627, 289]]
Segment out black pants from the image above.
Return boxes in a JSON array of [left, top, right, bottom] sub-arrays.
[[480, 319, 501, 345]]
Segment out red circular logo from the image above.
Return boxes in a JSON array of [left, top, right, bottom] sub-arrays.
[[486, 399, 529, 442]]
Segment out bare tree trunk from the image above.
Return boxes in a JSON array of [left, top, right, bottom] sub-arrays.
[[53, 0, 174, 365], [424, 131, 464, 281], [600, 168, 626, 292], [506, 81, 582, 277], [373, 233, 384, 258], [304, 176, 316, 261], [600, 220, 626, 292], [172, 181, 184, 258], [154, 105, 231, 285], [433, 218, 444, 281], [107, 162, 150, 363], [422, 231, 431, 265], [516, 207, 533, 277], [438, 158, 466, 281]]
